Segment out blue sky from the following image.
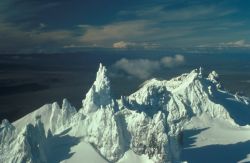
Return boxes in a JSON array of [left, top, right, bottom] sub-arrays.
[[1, 0, 250, 53]]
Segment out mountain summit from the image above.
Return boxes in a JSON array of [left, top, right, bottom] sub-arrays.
[[1, 64, 250, 163], [81, 63, 112, 114]]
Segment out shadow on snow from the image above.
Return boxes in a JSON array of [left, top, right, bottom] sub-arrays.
[[46, 127, 81, 163], [181, 128, 250, 163]]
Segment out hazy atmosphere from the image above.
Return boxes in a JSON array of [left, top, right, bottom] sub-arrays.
[[1, 0, 250, 53], [1, 51, 250, 121]]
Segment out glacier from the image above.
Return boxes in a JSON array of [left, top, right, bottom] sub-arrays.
[[1, 63, 250, 163]]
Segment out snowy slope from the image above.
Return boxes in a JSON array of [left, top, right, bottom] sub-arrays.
[[1, 63, 250, 163]]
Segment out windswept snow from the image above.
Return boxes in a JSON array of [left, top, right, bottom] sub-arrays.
[[117, 150, 154, 163], [1, 63, 250, 163], [80, 63, 112, 114], [61, 142, 109, 163]]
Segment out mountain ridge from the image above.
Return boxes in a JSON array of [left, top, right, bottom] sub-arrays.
[[1, 63, 250, 163]]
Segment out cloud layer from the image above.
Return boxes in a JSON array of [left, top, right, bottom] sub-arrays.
[[113, 41, 160, 49], [160, 54, 185, 68], [219, 40, 250, 48], [198, 39, 250, 49], [1, 0, 250, 53], [77, 3, 243, 49], [114, 54, 185, 79]]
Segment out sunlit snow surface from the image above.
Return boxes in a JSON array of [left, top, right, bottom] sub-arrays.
[[1, 64, 250, 163]]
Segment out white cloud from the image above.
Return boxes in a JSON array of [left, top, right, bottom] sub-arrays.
[[220, 40, 250, 47], [78, 19, 197, 48], [114, 58, 160, 79], [160, 54, 185, 68], [114, 55, 185, 79], [79, 20, 150, 45], [113, 41, 160, 49], [113, 41, 136, 48], [76, 3, 242, 49], [198, 39, 250, 49], [0, 0, 245, 53], [63, 44, 101, 49]]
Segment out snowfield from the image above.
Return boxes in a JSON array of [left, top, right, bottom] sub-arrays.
[[1, 64, 250, 163]]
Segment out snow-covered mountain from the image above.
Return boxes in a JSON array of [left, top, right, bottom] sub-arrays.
[[1, 64, 250, 163]]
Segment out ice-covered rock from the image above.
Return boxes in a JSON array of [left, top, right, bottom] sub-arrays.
[[50, 98, 77, 133], [1, 64, 250, 163], [0, 117, 47, 163], [80, 63, 112, 114], [80, 105, 123, 162], [0, 119, 16, 150], [123, 110, 171, 162]]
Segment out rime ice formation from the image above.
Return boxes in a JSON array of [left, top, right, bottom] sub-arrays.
[[1, 64, 250, 163], [0, 117, 47, 163], [80, 63, 112, 114]]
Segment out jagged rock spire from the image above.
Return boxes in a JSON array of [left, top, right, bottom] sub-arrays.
[[0, 119, 15, 144], [62, 98, 76, 114], [94, 63, 110, 92], [81, 63, 112, 114], [1, 119, 11, 128]]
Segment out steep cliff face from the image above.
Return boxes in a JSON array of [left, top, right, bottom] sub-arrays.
[[0, 117, 47, 163], [49, 98, 77, 133], [1, 64, 250, 163]]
